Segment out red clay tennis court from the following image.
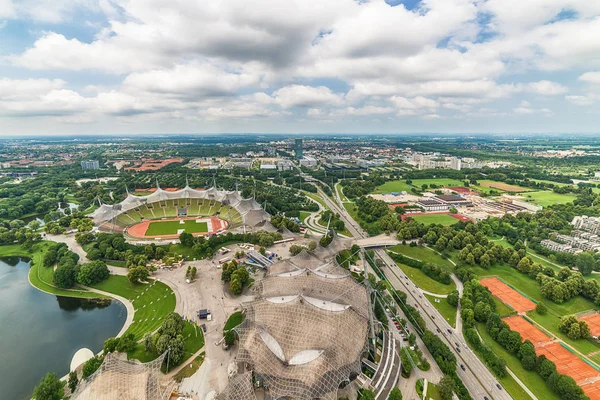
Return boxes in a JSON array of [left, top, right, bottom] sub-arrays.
[[503, 316, 551, 345], [480, 277, 536, 313], [580, 313, 600, 337], [537, 342, 599, 384]]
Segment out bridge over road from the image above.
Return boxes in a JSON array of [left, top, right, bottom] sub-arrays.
[[353, 234, 401, 249]]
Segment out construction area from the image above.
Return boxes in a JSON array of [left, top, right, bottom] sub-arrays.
[[480, 277, 537, 313]]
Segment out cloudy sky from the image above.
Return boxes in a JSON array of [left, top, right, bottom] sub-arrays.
[[1, 0, 599, 135]]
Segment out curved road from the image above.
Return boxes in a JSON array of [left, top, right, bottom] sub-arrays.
[[313, 183, 512, 400]]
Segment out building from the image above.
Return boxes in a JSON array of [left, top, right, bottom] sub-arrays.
[[277, 159, 294, 171], [541, 239, 581, 254], [295, 138, 303, 160], [299, 156, 317, 169], [450, 157, 462, 171], [81, 160, 100, 170], [511, 199, 543, 212], [417, 198, 449, 211], [572, 216, 600, 234]]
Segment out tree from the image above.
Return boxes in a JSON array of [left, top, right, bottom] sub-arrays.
[[536, 302, 547, 315], [77, 260, 110, 286], [438, 375, 455, 400], [190, 266, 197, 280], [116, 333, 136, 353], [33, 372, 63, 400], [230, 278, 243, 295], [447, 290, 459, 307], [103, 337, 118, 353], [179, 232, 194, 247], [67, 371, 78, 393], [53, 263, 77, 288], [144, 333, 153, 352], [82, 356, 104, 379], [408, 333, 416, 346], [576, 252, 596, 276], [360, 389, 376, 400], [127, 266, 149, 284], [388, 387, 402, 400]]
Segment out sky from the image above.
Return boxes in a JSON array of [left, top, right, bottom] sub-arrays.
[[0, 0, 599, 135]]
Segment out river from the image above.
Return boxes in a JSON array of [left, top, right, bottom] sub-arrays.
[[0, 256, 126, 399]]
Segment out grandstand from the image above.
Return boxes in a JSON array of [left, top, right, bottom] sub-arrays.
[[90, 183, 271, 234]]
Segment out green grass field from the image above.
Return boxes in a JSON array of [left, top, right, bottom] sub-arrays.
[[409, 213, 458, 226], [374, 178, 465, 193], [522, 191, 578, 207], [388, 244, 455, 271], [394, 262, 456, 295], [424, 294, 456, 327], [474, 323, 556, 400], [224, 311, 245, 331], [145, 220, 208, 236], [0, 242, 102, 299], [90, 275, 176, 340], [493, 296, 515, 317]]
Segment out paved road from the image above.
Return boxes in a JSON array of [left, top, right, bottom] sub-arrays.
[[313, 184, 512, 400]]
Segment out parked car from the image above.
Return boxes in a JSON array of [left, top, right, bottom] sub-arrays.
[[460, 364, 465, 371]]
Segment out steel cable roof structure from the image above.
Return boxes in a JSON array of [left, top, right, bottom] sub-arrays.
[[222, 249, 369, 400], [89, 183, 272, 232], [71, 352, 167, 400]]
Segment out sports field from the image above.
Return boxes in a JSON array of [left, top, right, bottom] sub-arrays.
[[522, 191, 578, 207], [480, 277, 536, 312], [408, 213, 460, 226], [373, 178, 465, 193], [478, 180, 533, 193], [146, 220, 208, 235]]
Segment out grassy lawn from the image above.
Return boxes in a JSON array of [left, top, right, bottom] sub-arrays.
[[394, 262, 456, 295], [224, 311, 245, 331], [304, 191, 328, 210], [473, 263, 596, 316], [128, 321, 205, 367], [374, 178, 465, 194], [409, 213, 458, 226], [530, 179, 572, 187], [168, 243, 199, 259], [174, 353, 205, 382], [474, 323, 555, 400], [424, 294, 456, 327], [478, 180, 534, 193], [521, 191, 578, 207], [425, 381, 442, 400], [90, 275, 176, 339], [335, 183, 349, 202], [0, 242, 102, 299], [146, 220, 208, 236], [493, 296, 515, 317], [298, 210, 312, 223], [342, 201, 380, 233], [388, 244, 455, 271], [528, 312, 600, 356]]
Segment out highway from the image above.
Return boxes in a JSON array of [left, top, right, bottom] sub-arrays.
[[312, 183, 512, 400]]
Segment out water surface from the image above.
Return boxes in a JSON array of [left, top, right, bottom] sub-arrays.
[[0, 257, 126, 399]]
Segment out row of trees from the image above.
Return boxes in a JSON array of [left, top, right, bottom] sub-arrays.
[[270, 214, 300, 233], [558, 315, 591, 340], [179, 230, 282, 258]]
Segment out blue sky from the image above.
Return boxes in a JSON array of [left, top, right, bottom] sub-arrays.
[[0, 0, 599, 135]]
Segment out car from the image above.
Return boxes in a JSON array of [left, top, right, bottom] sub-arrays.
[[447, 329, 452, 334], [484, 397, 489, 400], [455, 342, 460, 347], [456, 347, 461, 353], [396, 326, 401, 331], [436, 328, 441, 333], [460, 364, 465, 371], [431, 315, 435, 319], [496, 384, 502, 390], [201, 324, 207, 333]]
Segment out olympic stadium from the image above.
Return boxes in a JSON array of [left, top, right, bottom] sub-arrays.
[[90, 183, 273, 239]]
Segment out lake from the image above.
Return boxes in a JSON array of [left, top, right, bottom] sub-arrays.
[[0, 256, 126, 399]]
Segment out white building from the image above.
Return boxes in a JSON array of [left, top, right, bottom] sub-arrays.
[[300, 156, 318, 169], [81, 160, 100, 170], [572, 216, 600, 234]]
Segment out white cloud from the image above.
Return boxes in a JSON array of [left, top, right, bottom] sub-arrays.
[[274, 85, 343, 109], [565, 94, 597, 106], [525, 80, 568, 95], [513, 107, 552, 115], [579, 71, 600, 84]]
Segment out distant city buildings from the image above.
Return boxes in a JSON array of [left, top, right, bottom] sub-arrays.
[[81, 160, 100, 170], [572, 216, 600, 234], [299, 156, 317, 169]]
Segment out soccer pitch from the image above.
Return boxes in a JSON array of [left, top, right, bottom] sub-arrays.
[[410, 214, 458, 226], [145, 219, 208, 236]]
